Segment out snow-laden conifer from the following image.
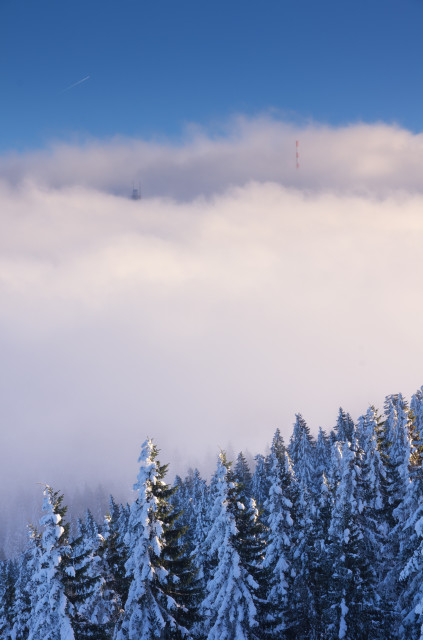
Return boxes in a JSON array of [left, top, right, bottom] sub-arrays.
[[27, 486, 75, 640], [0, 558, 16, 639], [355, 406, 395, 635], [190, 479, 210, 572], [397, 387, 423, 638], [251, 454, 270, 513], [326, 440, 381, 639], [381, 394, 414, 619], [355, 407, 387, 528], [399, 490, 423, 638], [114, 438, 189, 640], [201, 452, 261, 640], [11, 530, 40, 640], [232, 466, 267, 634], [105, 497, 130, 615], [68, 514, 114, 639], [315, 427, 330, 479], [383, 393, 412, 517], [399, 469, 423, 639], [286, 415, 319, 638], [234, 452, 253, 499], [410, 386, 423, 471], [262, 429, 294, 636], [171, 468, 207, 557], [95, 510, 126, 629], [334, 408, 355, 444], [288, 414, 315, 503]]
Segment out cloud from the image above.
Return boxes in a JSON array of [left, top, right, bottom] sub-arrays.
[[1, 116, 423, 498], [3, 116, 423, 199]]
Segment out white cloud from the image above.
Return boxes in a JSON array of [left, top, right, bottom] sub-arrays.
[[3, 116, 423, 199], [1, 116, 423, 494]]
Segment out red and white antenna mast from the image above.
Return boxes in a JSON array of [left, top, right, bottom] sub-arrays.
[[296, 140, 300, 169]]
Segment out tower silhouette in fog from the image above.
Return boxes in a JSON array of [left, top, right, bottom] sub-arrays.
[[131, 183, 141, 200]]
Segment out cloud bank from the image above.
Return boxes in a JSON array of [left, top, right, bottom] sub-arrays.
[[3, 116, 423, 199], [1, 116, 423, 496]]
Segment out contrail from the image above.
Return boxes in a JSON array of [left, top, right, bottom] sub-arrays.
[[61, 75, 90, 93]]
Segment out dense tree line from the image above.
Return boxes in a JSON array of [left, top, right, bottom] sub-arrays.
[[0, 484, 113, 560], [3, 388, 423, 639]]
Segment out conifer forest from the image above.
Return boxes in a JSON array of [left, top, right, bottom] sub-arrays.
[[4, 388, 423, 639]]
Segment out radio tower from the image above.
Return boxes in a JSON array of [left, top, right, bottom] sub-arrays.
[[296, 140, 300, 169], [131, 182, 141, 200]]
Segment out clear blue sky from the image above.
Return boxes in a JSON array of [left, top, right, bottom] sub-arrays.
[[1, 0, 422, 151]]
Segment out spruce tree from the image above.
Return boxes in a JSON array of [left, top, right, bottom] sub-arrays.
[[288, 414, 316, 499], [27, 486, 75, 640], [67, 515, 109, 640], [161, 486, 202, 640], [398, 387, 423, 638], [11, 529, 40, 640], [0, 558, 16, 639], [234, 452, 253, 499], [286, 415, 318, 639], [399, 489, 423, 638], [170, 469, 207, 557], [334, 408, 355, 444], [381, 394, 413, 620], [115, 439, 193, 640], [190, 476, 212, 632], [231, 483, 267, 635], [315, 427, 330, 480], [201, 452, 262, 640], [104, 497, 130, 616], [250, 454, 270, 514], [262, 430, 295, 637], [325, 441, 381, 639], [355, 406, 391, 634]]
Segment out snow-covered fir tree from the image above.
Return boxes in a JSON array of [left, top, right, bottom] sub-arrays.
[[399, 493, 423, 639], [103, 496, 130, 617], [315, 426, 331, 480], [190, 473, 212, 627], [251, 454, 270, 514], [334, 408, 355, 444], [11, 530, 40, 640], [201, 452, 263, 640], [326, 440, 381, 639], [68, 514, 112, 639], [380, 393, 414, 621], [285, 414, 318, 638], [262, 429, 295, 637], [115, 438, 193, 640], [288, 413, 316, 500], [234, 452, 253, 499], [0, 558, 16, 639], [397, 387, 423, 638], [27, 486, 75, 640]]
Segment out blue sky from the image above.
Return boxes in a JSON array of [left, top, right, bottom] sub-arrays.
[[1, 0, 423, 150]]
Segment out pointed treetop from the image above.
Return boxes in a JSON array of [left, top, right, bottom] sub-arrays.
[[134, 438, 164, 494], [270, 428, 286, 461], [335, 408, 355, 444], [234, 452, 252, 496]]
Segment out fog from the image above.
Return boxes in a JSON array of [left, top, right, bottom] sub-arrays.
[[1, 116, 423, 514]]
